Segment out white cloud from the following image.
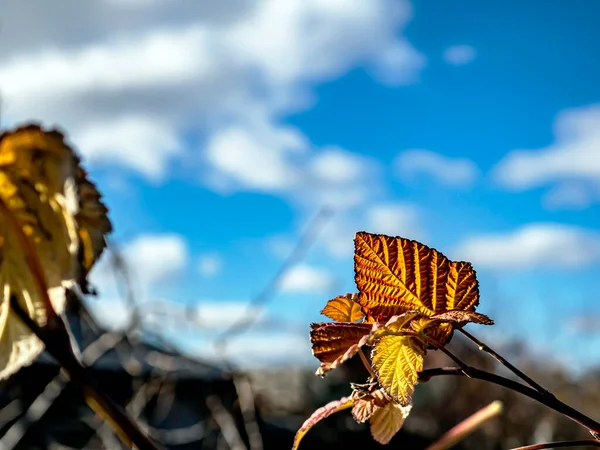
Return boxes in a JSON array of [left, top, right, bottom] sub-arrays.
[[493, 105, 600, 205], [395, 149, 480, 187], [319, 202, 423, 258], [279, 264, 334, 293], [443, 45, 477, 65], [89, 233, 188, 296], [454, 224, 600, 269], [204, 123, 307, 192], [366, 203, 422, 237], [197, 253, 223, 277], [193, 301, 264, 330], [309, 146, 364, 184], [75, 115, 182, 179], [0, 0, 424, 183]]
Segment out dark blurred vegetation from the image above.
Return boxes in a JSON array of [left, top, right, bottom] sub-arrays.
[[1, 291, 599, 450]]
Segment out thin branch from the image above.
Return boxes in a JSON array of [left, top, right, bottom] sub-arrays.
[[458, 328, 553, 397], [419, 367, 600, 436], [214, 207, 332, 345], [10, 297, 162, 450], [358, 348, 377, 379], [426, 400, 503, 450], [511, 440, 600, 449]]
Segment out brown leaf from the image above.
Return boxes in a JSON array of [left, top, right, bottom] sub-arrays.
[[321, 293, 365, 322], [370, 402, 412, 445], [293, 396, 354, 450], [310, 322, 373, 376], [430, 310, 494, 326], [351, 388, 390, 423], [354, 232, 480, 344]]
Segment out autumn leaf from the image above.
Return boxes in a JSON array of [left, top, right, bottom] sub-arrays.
[[310, 322, 373, 375], [354, 231, 480, 344], [371, 334, 425, 405], [74, 160, 112, 293], [321, 293, 365, 322], [370, 401, 412, 445], [0, 124, 111, 379], [430, 310, 493, 326], [292, 396, 354, 450], [351, 388, 390, 423]]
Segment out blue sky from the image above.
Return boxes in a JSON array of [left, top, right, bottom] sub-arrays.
[[1, 0, 599, 370]]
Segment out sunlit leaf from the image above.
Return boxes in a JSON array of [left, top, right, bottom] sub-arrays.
[[292, 396, 354, 450], [351, 388, 390, 423], [0, 124, 81, 379], [371, 335, 425, 405], [429, 310, 493, 326], [310, 322, 372, 375], [74, 160, 112, 292], [370, 401, 412, 445], [320, 293, 364, 322], [354, 231, 480, 344]]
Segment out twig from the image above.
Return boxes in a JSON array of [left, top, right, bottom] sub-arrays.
[[214, 207, 332, 345], [233, 374, 264, 450], [458, 328, 553, 397], [358, 348, 377, 379], [426, 400, 503, 450], [10, 297, 162, 450], [511, 440, 600, 449], [419, 367, 600, 436], [206, 395, 248, 450]]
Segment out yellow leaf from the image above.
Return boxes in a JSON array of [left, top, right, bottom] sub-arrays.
[[292, 396, 354, 450], [354, 231, 480, 344], [371, 335, 425, 405], [320, 293, 364, 322], [0, 124, 110, 379], [370, 401, 412, 445], [74, 161, 112, 291]]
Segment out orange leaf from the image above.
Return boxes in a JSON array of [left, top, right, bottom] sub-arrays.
[[292, 396, 354, 450], [370, 402, 412, 445], [354, 232, 480, 343], [310, 322, 373, 376], [321, 293, 365, 322]]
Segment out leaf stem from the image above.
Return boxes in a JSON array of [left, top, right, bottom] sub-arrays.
[[458, 328, 553, 397], [419, 367, 600, 436], [358, 348, 377, 379], [511, 440, 600, 449]]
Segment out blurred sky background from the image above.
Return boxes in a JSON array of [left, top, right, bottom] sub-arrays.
[[1, 0, 599, 372]]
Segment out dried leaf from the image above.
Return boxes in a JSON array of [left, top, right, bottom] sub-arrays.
[[351, 388, 390, 423], [371, 335, 425, 405], [0, 124, 80, 379], [370, 402, 412, 445], [310, 322, 372, 375], [74, 161, 112, 292], [292, 396, 354, 450], [354, 232, 480, 344], [321, 293, 364, 322], [430, 310, 494, 326]]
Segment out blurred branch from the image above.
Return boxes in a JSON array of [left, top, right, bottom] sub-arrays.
[[10, 297, 162, 450], [512, 441, 600, 449], [214, 206, 332, 346], [419, 367, 600, 436], [426, 400, 503, 450], [206, 395, 247, 450]]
